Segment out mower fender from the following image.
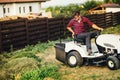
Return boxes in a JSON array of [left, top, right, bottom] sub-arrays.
[[65, 41, 87, 57]]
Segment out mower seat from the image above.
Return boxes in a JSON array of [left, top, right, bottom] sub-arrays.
[[74, 37, 85, 45]]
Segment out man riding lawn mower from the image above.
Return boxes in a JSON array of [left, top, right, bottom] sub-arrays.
[[55, 11, 120, 70]]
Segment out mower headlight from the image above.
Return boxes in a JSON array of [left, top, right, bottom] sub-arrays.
[[104, 43, 115, 48]]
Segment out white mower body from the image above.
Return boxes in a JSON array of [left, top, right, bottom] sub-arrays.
[[96, 34, 120, 53], [55, 34, 120, 70]]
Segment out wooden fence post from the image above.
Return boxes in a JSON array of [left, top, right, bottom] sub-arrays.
[[25, 18, 29, 45], [46, 17, 49, 41], [59, 18, 63, 43], [63, 17, 66, 38], [117, 12, 120, 24], [0, 22, 2, 53], [95, 14, 98, 25], [118, 12, 120, 24], [111, 12, 113, 26]]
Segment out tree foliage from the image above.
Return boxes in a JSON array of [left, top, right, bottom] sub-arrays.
[[82, 0, 103, 10], [104, 0, 120, 4], [45, 0, 103, 18], [46, 4, 83, 17]]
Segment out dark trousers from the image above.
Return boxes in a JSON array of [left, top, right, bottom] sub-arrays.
[[74, 31, 97, 51]]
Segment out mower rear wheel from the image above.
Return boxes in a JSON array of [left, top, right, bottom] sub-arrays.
[[67, 51, 83, 67], [106, 56, 120, 70]]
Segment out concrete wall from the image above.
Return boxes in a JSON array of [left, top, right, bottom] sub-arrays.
[[106, 7, 120, 13]]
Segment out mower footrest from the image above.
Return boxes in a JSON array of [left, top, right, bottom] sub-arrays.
[[93, 60, 106, 66]]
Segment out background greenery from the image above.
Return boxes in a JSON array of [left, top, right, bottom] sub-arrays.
[[45, 0, 103, 17], [45, 0, 120, 18]]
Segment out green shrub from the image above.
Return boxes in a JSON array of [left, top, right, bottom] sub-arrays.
[[20, 64, 61, 80]]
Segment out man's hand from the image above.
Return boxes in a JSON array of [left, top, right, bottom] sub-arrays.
[[67, 27, 74, 38], [98, 28, 104, 31], [72, 32, 74, 38]]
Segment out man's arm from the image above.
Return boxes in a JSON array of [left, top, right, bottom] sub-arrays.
[[67, 27, 74, 38], [84, 17, 103, 31], [92, 24, 103, 31]]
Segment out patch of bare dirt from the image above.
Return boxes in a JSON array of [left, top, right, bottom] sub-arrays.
[[36, 47, 60, 64]]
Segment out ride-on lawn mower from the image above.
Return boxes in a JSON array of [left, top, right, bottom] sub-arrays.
[[55, 31, 120, 70]]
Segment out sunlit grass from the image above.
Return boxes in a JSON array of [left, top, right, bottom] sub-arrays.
[[102, 25, 120, 34]]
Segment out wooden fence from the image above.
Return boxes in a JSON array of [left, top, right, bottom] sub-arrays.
[[0, 12, 120, 52]]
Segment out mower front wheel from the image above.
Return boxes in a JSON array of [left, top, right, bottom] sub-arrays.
[[106, 56, 120, 70], [67, 51, 83, 67]]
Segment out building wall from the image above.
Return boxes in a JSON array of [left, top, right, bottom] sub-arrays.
[[0, 2, 42, 17], [0, 5, 4, 17], [106, 7, 120, 13]]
